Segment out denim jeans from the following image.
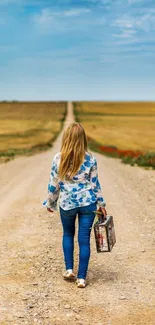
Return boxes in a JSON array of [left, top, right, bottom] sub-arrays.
[[59, 202, 97, 279]]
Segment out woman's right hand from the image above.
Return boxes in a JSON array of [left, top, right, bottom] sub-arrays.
[[100, 207, 107, 218], [97, 206, 107, 219]]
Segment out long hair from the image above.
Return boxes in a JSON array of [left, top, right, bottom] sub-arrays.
[[59, 123, 88, 180]]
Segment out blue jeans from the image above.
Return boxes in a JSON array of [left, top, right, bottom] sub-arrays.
[[59, 202, 97, 279]]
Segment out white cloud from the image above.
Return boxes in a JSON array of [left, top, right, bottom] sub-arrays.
[[112, 16, 136, 40], [63, 9, 91, 17], [113, 29, 137, 39], [33, 7, 91, 26], [34, 8, 52, 25], [136, 12, 155, 31], [114, 18, 133, 29], [113, 10, 155, 37]]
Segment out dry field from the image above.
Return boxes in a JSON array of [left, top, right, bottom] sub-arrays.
[[74, 102, 155, 152], [0, 101, 67, 162]]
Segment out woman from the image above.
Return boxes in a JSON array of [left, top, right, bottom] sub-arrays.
[[43, 123, 107, 288]]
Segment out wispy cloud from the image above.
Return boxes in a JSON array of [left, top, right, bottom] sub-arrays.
[[112, 6, 155, 45], [33, 8, 52, 25], [63, 8, 91, 17], [113, 29, 137, 39], [33, 7, 91, 28], [113, 18, 133, 29], [114, 12, 155, 31]]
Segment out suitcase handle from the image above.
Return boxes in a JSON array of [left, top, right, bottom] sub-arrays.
[[83, 210, 107, 223]]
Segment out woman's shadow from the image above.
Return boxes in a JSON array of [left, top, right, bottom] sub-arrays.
[[88, 265, 119, 285]]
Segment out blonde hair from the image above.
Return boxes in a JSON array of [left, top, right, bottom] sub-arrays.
[[59, 123, 88, 180]]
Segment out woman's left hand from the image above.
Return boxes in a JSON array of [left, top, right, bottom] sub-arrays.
[[47, 208, 54, 213]]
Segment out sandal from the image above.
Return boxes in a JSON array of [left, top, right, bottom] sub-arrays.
[[76, 278, 86, 288], [63, 269, 76, 281]]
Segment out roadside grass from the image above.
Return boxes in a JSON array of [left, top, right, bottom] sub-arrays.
[[74, 102, 155, 169], [0, 101, 67, 163]]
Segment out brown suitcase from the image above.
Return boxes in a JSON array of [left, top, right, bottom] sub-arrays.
[[94, 215, 116, 253]]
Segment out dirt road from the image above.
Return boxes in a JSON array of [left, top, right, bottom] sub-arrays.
[[0, 102, 155, 325]]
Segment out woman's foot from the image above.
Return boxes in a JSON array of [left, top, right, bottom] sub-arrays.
[[76, 278, 86, 288], [63, 269, 76, 281]]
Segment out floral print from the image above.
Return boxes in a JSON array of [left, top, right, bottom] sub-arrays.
[[43, 152, 106, 211]]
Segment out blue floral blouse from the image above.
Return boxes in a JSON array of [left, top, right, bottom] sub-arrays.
[[43, 152, 106, 211]]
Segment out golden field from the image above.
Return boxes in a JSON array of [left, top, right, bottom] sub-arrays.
[[74, 102, 155, 152], [0, 101, 66, 161]]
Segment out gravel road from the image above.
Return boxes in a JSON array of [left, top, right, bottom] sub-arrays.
[[0, 102, 155, 325]]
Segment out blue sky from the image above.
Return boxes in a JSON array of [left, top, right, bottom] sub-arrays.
[[0, 0, 155, 100]]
